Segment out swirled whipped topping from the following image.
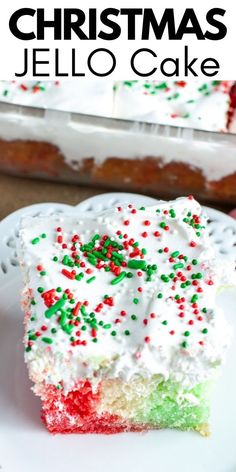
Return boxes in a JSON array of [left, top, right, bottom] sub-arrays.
[[19, 197, 233, 392]]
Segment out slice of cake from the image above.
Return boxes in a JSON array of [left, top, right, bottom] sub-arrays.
[[114, 80, 234, 132], [18, 197, 233, 434]]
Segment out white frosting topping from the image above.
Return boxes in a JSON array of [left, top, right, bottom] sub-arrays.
[[0, 80, 114, 117], [114, 80, 233, 132], [18, 197, 233, 393]]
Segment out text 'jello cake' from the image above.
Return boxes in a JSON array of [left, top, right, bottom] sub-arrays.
[[18, 197, 233, 434]]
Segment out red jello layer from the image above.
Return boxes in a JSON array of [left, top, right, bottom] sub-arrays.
[[40, 381, 144, 434]]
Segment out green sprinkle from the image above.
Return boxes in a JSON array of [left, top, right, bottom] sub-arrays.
[[127, 260, 147, 270], [160, 222, 166, 228], [162, 320, 168, 325], [92, 234, 100, 242], [56, 287, 62, 292], [51, 328, 57, 334], [42, 337, 53, 344], [141, 248, 147, 255], [202, 328, 208, 334], [53, 256, 58, 262], [173, 263, 184, 270], [41, 233, 47, 239], [45, 297, 66, 319], [202, 308, 207, 313], [161, 274, 169, 283], [192, 259, 198, 265], [111, 331, 117, 336], [37, 287, 44, 293], [103, 324, 112, 329], [87, 255, 97, 266], [40, 271, 47, 276], [181, 341, 188, 349], [75, 273, 84, 281], [157, 293, 163, 299], [133, 298, 139, 304], [111, 271, 126, 285], [86, 276, 96, 284], [59, 309, 67, 327], [28, 334, 37, 341], [92, 338, 98, 343], [139, 206, 145, 210], [124, 330, 130, 335], [81, 325, 87, 331], [184, 331, 190, 337], [31, 237, 40, 245], [131, 314, 137, 320], [171, 251, 180, 258], [25, 346, 31, 352], [126, 272, 133, 278], [93, 251, 108, 261], [31, 299, 36, 306], [191, 294, 198, 303]]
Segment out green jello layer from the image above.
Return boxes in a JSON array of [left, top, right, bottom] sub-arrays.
[[136, 378, 213, 430]]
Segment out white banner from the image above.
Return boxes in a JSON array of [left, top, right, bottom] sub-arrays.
[[0, 0, 235, 79]]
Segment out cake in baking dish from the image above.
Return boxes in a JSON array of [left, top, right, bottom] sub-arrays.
[[0, 80, 236, 204], [18, 197, 233, 434]]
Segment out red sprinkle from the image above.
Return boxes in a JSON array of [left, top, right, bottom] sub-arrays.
[[73, 302, 81, 317], [61, 269, 75, 280]]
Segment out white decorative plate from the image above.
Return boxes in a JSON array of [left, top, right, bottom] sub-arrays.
[[0, 193, 236, 472]]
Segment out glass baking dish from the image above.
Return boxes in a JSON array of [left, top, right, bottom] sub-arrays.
[[0, 100, 235, 205]]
